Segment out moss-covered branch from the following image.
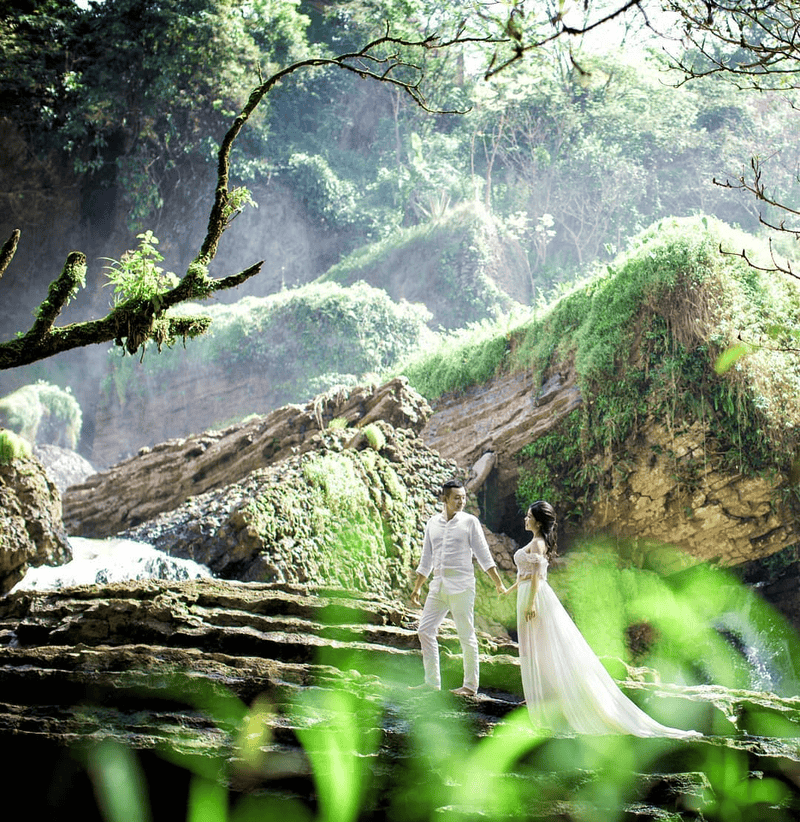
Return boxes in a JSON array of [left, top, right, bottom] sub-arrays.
[[0, 260, 259, 369]]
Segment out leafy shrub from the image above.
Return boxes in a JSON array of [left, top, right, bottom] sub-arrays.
[[0, 381, 82, 449], [321, 202, 520, 330], [281, 152, 363, 230]]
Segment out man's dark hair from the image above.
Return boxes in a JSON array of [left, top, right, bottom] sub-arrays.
[[441, 478, 464, 496]]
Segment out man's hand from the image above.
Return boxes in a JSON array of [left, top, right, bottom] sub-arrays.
[[495, 582, 507, 596], [410, 590, 423, 609]]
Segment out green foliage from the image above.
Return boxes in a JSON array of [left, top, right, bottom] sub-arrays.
[[0, 0, 310, 228], [321, 202, 519, 330], [246, 441, 420, 594], [393, 215, 799, 519], [105, 280, 431, 413], [0, 380, 82, 449], [517, 218, 799, 517], [102, 231, 179, 307], [0, 428, 32, 464], [302, 452, 385, 578], [282, 152, 363, 230], [395, 312, 528, 400]]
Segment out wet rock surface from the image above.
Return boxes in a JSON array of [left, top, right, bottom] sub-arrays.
[[2, 579, 799, 821]]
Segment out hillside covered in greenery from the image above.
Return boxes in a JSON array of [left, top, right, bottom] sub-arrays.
[[398, 215, 800, 522]]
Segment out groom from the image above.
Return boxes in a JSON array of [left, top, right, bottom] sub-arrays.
[[410, 478, 506, 696]]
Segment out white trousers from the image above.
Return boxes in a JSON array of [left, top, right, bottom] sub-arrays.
[[417, 581, 479, 692]]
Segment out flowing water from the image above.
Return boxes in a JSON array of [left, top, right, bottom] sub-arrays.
[[12, 536, 211, 592]]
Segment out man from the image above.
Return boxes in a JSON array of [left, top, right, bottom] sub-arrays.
[[410, 478, 506, 696]]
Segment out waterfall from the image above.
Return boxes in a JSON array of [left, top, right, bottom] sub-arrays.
[[12, 536, 211, 592], [715, 598, 800, 697]]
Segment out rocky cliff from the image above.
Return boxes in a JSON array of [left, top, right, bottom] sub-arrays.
[[65, 378, 434, 539]]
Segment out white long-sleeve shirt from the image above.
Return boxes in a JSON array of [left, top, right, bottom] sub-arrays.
[[416, 511, 496, 594]]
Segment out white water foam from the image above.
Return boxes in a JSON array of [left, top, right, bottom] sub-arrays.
[[11, 536, 211, 592]]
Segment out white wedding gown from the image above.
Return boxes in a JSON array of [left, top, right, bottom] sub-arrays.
[[514, 548, 700, 738]]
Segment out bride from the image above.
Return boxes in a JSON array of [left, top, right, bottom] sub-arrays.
[[504, 500, 699, 738]]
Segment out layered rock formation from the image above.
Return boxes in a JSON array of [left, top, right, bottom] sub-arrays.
[[584, 420, 796, 565], [423, 371, 797, 569], [0, 455, 71, 594], [421, 368, 582, 533], [2, 578, 799, 822], [65, 377, 433, 539]]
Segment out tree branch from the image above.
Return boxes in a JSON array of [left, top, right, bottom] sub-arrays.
[[2, 27, 483, 370], [0, 230, 20, 280], [28, 252, 87, 343], [483, 0, 647, 79], [718, 240, 799, 281]]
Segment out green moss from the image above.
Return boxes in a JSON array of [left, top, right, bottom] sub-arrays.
[[362, 423, 385, 452], [105, 281, 431, 410], [0, 428, 32, 464]]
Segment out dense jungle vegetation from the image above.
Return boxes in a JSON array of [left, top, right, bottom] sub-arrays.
[[2, 0, 798, 334], [3, 0, 799, 454]]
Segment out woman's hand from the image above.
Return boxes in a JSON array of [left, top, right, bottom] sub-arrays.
[[525, 605, 537, 621], [501, 581, 518, 597]]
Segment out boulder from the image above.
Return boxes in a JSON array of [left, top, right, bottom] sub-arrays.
[[34, 443, 96, 494], [119, 422, 459, 598], [64, 377, 432, 539], [0, 455, 71, 594]]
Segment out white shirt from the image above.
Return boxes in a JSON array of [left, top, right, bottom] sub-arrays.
[[416, 510, 496, 594]]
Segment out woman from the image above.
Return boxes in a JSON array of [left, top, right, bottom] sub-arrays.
[[504, 500, 699, 738]]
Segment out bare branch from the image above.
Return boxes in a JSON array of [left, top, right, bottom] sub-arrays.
[[666, 0, 800, 90], [484, 0, 646, 79], [718, 240, 799, 281], [0, 230, 20, 280]]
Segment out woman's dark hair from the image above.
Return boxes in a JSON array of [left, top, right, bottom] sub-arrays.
[[527, 500, 558, 555]]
